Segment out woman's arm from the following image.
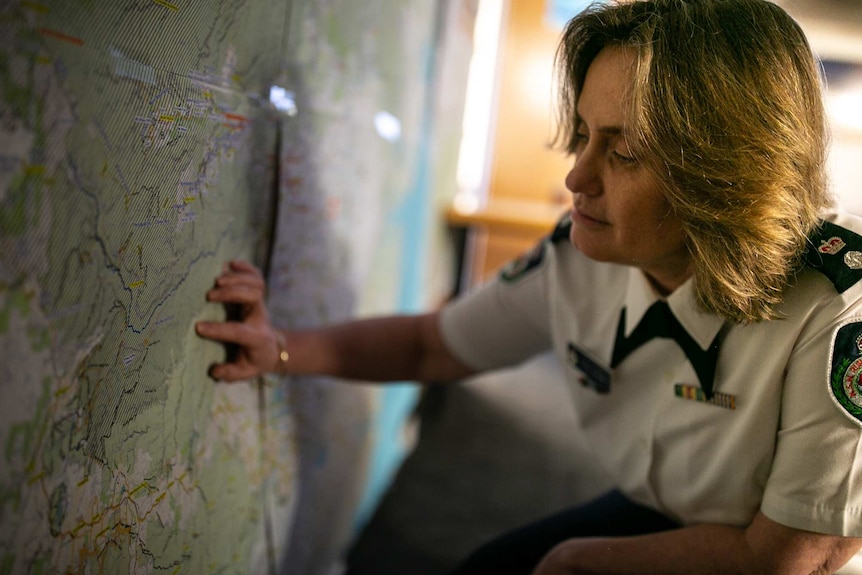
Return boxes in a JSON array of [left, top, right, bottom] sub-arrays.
[[194, 260, 476, 383], [534, 511, 862, 575]]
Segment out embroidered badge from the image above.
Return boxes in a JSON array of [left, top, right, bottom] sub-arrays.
[[819, 237, 846, 255], [829, 320, 862, 425], [568, 342, 611, 394], [500, 242, 546, 283], [845, 251, 862, 270], [673, 384, 736, 410]]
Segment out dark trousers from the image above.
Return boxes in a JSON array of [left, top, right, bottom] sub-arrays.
[[448, 490, 681, 575]]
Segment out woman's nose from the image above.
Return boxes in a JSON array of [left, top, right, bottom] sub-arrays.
[[565, 156, 600, 197]]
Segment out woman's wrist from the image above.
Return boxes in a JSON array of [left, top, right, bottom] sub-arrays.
[[273, 329, 290, 374]]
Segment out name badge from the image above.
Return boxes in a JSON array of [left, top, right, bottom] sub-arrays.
[[568, 342, 611, 394]]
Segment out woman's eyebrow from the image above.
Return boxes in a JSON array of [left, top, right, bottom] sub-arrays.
[[576, 122, 624, 137], [596, 126, 623, 136]]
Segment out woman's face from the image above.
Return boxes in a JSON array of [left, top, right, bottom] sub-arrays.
[[566, 46, 691, 294]]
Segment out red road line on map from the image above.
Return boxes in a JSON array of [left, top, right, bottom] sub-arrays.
[[224, 113, 249, 122], [38, 28, 84, 46]]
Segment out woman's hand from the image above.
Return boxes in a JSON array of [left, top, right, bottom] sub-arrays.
[[195, 260, 280, 381], [527, 512, 862, 575], [195, 262, 475, 384], [531, 542, 580, 575]]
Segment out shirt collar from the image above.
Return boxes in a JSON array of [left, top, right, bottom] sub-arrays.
[[623, 268, 725, 351]]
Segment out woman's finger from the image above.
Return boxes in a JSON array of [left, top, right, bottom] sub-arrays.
[[228, 260, 261, 274], [206, 284, 264, 305], [216, 274, 265, 290], [195, 320, 260, 346], [209, 361, 259, 382]]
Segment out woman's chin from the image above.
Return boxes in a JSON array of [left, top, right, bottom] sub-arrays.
[[569, 227, 614, 263]]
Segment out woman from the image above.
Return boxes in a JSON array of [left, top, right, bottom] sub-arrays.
[[196, 0, 862, 572]]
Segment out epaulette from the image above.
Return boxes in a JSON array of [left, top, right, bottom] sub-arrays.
[[803, 220, 862, 293], [500, 214, 571, 283], [550, 214, 573, 244]]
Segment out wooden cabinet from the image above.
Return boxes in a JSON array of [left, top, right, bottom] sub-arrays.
[[447, 197, 567, 290]]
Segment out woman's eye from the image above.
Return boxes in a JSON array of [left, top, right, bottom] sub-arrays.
[[613, 150, 636, 165], [572, 132, 589, 152]]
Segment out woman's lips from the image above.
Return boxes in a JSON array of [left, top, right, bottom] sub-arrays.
[[572, 206, 609, 227]]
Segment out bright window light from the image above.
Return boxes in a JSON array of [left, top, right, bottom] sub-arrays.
[[455, 0, 505, 203]]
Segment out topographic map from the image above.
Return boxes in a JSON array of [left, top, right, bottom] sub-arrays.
[[0, 1, 295, 573]]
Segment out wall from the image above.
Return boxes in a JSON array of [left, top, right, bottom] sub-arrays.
[[466, 0, 571, 283], [489, 0, 571, 204], [775, 0, 862, 216]]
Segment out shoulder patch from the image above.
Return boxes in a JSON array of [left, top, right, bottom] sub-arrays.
[[551, 214, 573, 244], [829, 319, 862, 426], [500, 214, 571, 283], [804, 220, 862, 293], [500, 242, 546, 283]]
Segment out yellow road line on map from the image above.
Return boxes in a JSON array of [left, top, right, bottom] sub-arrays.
[[183, 197, 196, 204], [159, 115, 175, 123], [152, 0, 179, 11], [25, 165, 45, 176], [129, 483, 148, 497], [27, 471, 46, 485], [129, 280, 145, 289], [77, 476, 89, 487], [55, 385, 71, 397]]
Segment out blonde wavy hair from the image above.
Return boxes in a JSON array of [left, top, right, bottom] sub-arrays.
[[555, 0, 833, 323]]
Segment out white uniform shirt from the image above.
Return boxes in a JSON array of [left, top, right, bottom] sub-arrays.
[[440, 212, 862, 572]]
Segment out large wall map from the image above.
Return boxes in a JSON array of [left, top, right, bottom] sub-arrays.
[[0, 0, 464, 573], [0, 2, 296, 573]]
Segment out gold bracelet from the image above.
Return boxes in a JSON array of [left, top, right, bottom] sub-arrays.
[[274, 330, 290, 373]]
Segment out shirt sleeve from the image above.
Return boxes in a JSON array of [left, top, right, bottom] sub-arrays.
[[761, 288, 862, 537], [438, 239, 555, 373]]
